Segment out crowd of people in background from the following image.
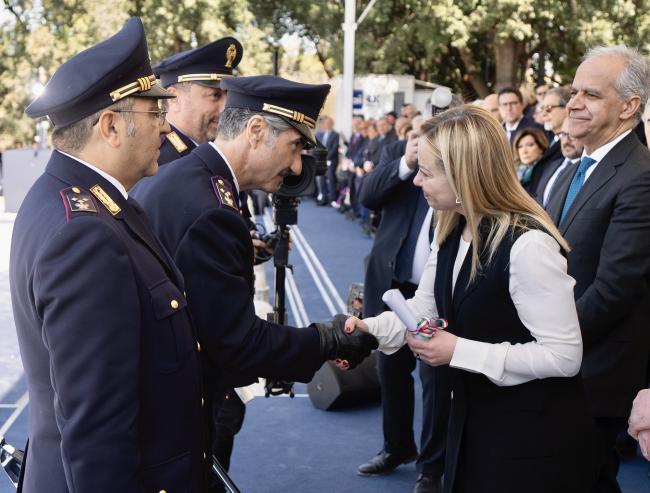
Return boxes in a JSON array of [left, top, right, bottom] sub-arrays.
[[314, 103, 420, 234], [315, 79, 650, 239]]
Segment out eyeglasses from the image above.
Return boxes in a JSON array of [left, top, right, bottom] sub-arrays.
[[113, 109, 168, 122], [540, 104, 565, 113], [557, 131, 571, 139]]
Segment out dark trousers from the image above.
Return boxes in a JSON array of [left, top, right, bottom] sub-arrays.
[[208, 387, 246, 493], [378, 280, 448, 477], [418, 361, 449, 476], [326, 162, 338, 203], [593, 417, 627, 493]]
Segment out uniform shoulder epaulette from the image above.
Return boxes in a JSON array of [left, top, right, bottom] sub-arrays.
[[210, 176, 238, 211], [166, 131, 189, 153], [60, 186, 98, 221], [89, 184, 122, 216]]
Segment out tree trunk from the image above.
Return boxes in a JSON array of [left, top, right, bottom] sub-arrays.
[[312, 37, 335, 79], [494, 36, 526, 91], [457, 47, 490, 98]]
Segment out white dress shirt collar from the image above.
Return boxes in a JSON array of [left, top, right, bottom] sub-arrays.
[[56, 150, 128, 199], [209, 142, 240, 195], [581, 129, 632, 181], [505, 117, 523, 132], [583, 129, 632, 164]]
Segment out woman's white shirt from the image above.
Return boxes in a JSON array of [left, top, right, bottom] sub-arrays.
[[364, 228, 583, 387]]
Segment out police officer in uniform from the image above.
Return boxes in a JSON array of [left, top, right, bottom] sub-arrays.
[[144, 37, 252, 475], [154, 37, 243, 165], [132, 75, 378, 490], [151, 37, 256, 243], [10, 18, 208, 492]]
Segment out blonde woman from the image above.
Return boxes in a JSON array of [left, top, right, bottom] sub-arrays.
[[345, 105, 596, 492]]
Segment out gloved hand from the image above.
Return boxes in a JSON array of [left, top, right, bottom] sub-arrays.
[[314, 314, 378, 370]]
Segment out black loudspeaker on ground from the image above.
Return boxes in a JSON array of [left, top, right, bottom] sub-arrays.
[[307, 352, 380, 411]]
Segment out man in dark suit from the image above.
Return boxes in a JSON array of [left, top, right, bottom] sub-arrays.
[[154, 37, 242, 165], [540, 118, 584, 209], [132, 76, 378, 489], [375, 116, 399, 157], [526, 86, 570, 201], [315, 116, 340, 206], [546, 45, 650, 493], [347, 115, 367, 164], [357, 122, 446, 493], [10, 18, 208, 492], [344, 115, 368, 214], [498, 87, 544, 145]]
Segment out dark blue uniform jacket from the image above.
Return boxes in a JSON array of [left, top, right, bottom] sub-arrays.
[[132, 143, 322, 387], [10, 151, 207, 493]]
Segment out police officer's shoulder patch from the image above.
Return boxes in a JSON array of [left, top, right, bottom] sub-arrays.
[[166, 131, 189, 153], [90, 184, 122, 216], [60, 186, 98, 221], [210, 176, 238, 211]]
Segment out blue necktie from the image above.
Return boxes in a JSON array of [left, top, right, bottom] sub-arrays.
[[560, 156, 596, 223]]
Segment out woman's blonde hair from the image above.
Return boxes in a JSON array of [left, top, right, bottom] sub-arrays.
[[421, 104, 569, 281]]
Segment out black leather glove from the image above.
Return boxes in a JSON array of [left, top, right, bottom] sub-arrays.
[[314, 314, 378, 370]]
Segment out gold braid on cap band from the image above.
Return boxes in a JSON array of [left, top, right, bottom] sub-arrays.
[[262, 103, 316, 129], [177, 73, 233, 83], [109, 75, 157, 102]]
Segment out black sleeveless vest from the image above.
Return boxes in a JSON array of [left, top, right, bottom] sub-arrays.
[[434, 217, 595, 493]]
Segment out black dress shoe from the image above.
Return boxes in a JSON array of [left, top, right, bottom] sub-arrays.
[[413, 474, 442, 493], [357, 449, 418, 476]]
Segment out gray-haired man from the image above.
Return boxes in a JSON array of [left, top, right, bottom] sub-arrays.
[[131, 75, 378, 490], [546, 45, 650, 493]]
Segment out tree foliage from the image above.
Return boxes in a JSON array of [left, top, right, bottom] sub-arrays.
[[3, 0, 650, 147], [249, 0, 650, 99], [0, 0, 273, 148]]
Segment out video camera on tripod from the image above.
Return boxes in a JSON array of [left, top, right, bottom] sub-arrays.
[[263, 144, 327, 398]]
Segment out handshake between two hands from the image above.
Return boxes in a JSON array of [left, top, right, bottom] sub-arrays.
[[315, 313, 458, 371]]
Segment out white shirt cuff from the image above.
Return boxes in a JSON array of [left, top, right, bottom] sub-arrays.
[[450, 337, 509, 383], [365, 315, 407, 355], [398, 156, 413, 180]]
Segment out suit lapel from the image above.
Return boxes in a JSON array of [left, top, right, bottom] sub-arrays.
[[122, 198, 181, 282], [558, 133, 635, 233], [546, 161, 577, 224], [436, 222, 460, 322], [559, 162, 616, 233]]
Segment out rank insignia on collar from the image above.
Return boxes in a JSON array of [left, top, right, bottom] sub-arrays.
[[90, 184, 122, 216], [210, 176, 238, 211], [62, 187, 97, 214], [166, 131, 188, 153]]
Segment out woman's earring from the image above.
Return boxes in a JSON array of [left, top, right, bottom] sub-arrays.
[[455, 196, 461, 204]]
